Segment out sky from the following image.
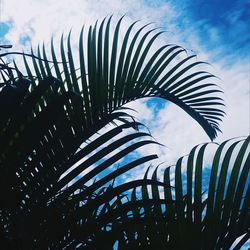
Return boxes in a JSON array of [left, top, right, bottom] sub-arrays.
[[0, 0, 249, 247], [0, 0, 249, 158]]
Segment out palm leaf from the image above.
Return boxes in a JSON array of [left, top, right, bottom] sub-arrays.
[[118, 136, 249, 249], [22, 17, 224, 140]]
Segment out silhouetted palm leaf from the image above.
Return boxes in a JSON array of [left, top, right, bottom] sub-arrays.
[[24, 16, 224, 140], [115, 136, 249, 249]]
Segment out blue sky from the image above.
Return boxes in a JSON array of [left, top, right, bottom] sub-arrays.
[[152, 0, 250, 70], [1, 0, 249, 247], [171, 0, 250, 57]]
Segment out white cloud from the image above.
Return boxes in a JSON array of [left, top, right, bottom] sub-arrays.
[[1, 0, 176, 50]]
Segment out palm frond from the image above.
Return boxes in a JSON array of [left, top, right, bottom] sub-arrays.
[[116, 136, 249, 249], [23, 16, 224, 140]]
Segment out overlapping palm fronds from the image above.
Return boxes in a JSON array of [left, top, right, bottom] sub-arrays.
[[0, 16, 229, 249], [115, 137, 249, 249]]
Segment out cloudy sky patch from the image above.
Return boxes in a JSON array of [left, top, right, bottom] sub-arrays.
[[1, 0, 249, 172], [0, 3, 249, 247]]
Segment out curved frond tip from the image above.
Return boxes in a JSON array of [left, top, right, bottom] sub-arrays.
[[22, 16, 224, 140]]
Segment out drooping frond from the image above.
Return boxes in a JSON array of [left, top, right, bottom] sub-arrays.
[[23, 16, 224, 140]]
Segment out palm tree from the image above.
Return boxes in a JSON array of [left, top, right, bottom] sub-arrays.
[[0, 17, 248, 249]]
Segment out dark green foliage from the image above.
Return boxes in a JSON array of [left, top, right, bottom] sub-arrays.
[[115, 137, 249, 249], [0, 17, 247, 249]]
